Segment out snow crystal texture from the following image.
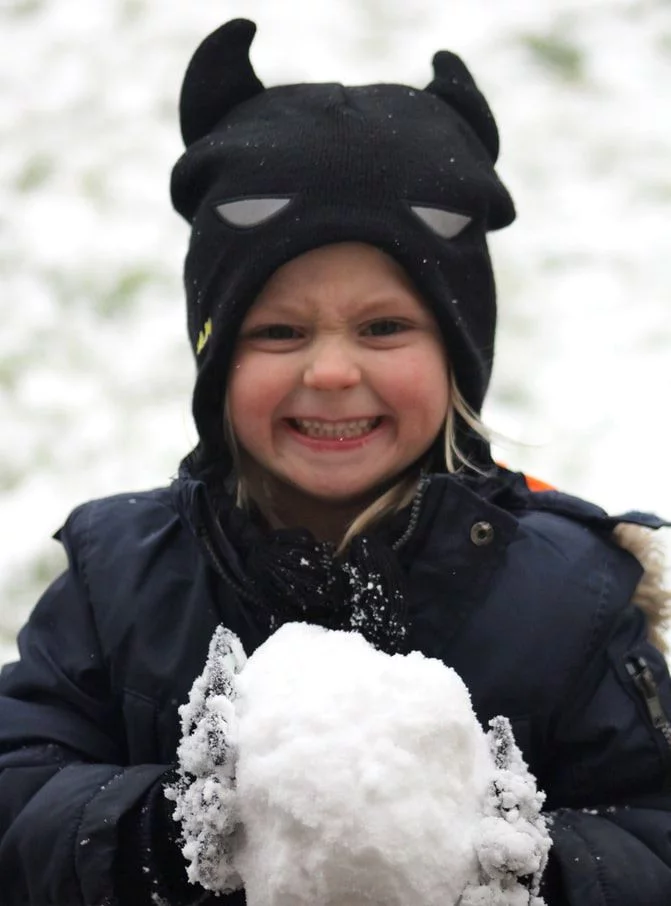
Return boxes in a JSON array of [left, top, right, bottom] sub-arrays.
[[199, 623, 549, 906], [166, 626, 247, 892], [171, 623, 550, 904]]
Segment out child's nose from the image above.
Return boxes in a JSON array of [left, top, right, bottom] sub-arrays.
[[302, 339, 361, 391]]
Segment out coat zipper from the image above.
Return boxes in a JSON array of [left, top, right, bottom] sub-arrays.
[[391, 471, 431, 551], [626, 656, 671, 751]]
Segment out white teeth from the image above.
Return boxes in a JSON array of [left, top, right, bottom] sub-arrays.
[[292, 418, 380, 439]]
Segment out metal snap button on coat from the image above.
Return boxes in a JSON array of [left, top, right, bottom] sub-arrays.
[[470, 521, 495, 546]]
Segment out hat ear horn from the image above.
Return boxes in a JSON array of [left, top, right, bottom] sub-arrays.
[[425, 51, 500, 162], [179, 18, 265, 147]]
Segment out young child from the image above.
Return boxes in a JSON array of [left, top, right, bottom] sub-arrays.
[[1, 17, 670, 905]]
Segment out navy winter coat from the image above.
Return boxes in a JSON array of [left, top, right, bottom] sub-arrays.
[[1, 466, 670, 905]]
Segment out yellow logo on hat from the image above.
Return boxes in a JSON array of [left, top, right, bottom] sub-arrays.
[[196, 317, 213, 355]]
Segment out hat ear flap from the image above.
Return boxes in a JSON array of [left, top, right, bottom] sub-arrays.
[[425, 51, 500, 162], [179, 18, 265, 147]]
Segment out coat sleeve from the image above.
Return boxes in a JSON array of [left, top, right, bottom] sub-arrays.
[[540, 601, 671, 906], [0, 513, 226, 906]]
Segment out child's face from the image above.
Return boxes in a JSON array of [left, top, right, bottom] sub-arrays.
[[227, 242, 449, 516]]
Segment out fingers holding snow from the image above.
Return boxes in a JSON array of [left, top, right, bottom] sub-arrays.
[[177, 698, 238, 776], [166, 623, 246, 893], [461, 717, 551, 904], [167, 622, 552, 905]]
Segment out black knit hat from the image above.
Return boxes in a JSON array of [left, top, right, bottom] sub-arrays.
[[171, 19, 515, 473]]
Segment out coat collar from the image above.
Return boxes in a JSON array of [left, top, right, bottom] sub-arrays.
[[398, 472, 519, 651]]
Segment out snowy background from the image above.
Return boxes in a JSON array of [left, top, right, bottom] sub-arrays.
[[1, 0, 669, 666]]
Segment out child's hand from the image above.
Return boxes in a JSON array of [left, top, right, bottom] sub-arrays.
[[165, 625, 247, 893], [460, 717, 550, 906]]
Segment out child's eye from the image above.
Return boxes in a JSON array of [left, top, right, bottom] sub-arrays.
[[249, 324, 300, 340], [363, 319, 408, 337]]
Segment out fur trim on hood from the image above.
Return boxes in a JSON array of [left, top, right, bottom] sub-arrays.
[[613, 523, 671, 657]]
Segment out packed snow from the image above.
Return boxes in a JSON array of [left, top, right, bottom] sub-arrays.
[[169, 623, 550, 906]]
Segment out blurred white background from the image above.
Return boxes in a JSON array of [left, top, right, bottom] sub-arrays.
[[1, 0, 669, 664]]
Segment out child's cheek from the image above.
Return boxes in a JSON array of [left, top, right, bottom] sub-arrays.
[[229, 352, 290, 424], [381, 348, 447, 407]]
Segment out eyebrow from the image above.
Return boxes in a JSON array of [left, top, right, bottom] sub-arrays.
[[246, 293, 426, 321]]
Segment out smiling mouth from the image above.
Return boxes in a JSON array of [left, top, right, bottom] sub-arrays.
[[287, 417, 383, 439]]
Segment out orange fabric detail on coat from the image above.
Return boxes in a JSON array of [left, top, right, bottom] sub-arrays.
[[496, 463, 556, 493], [523, 473, 556, 493]]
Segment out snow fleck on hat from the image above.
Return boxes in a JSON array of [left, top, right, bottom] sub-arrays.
[[171, 18, 515, 470]]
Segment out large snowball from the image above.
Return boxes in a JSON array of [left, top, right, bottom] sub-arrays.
[[232, 623, 495, 906]]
